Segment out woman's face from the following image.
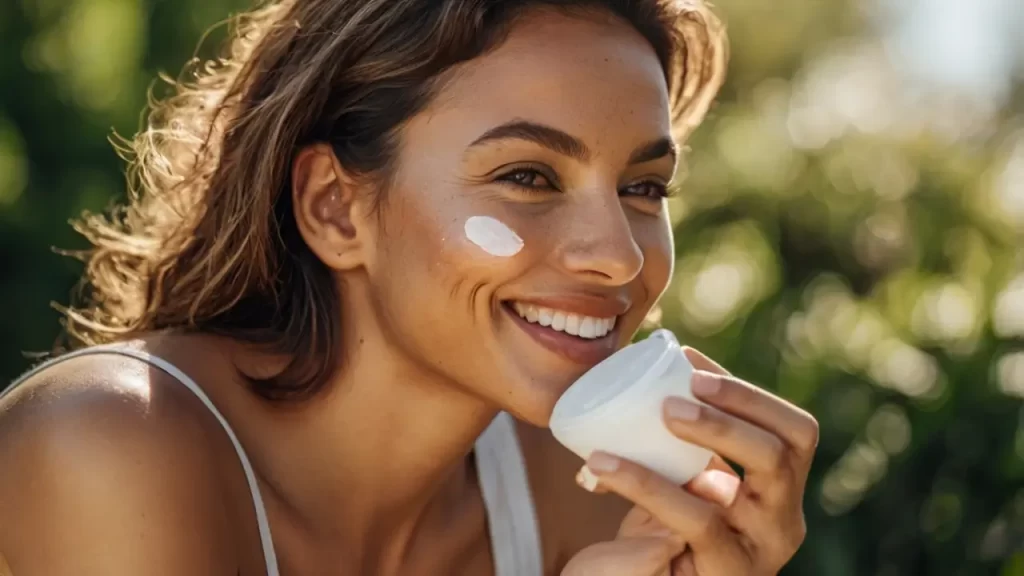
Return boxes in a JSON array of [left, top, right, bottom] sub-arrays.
[[364, 10, 676, 426]]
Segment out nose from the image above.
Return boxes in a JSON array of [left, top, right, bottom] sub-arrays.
[[555, 198, 644, 286]]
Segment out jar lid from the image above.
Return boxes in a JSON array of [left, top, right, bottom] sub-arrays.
[[550, 329, 679, 429]]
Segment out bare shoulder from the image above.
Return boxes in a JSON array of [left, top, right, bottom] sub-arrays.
[[515, 420, 632, 569], [0, 351, 242, 575]]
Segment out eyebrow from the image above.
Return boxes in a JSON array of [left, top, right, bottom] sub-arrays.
[[468, 120, 676, 166], [628, 137, 677, 166]]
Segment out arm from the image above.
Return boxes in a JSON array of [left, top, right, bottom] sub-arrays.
[[0, 358, 241, 576]]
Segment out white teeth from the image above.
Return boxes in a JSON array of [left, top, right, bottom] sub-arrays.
[[526, 306, 539, 323], [579, 317, 596, 338], [551, 312, 567, 331], [510, 302, 618, 340], [538, 308, 553, 327], [564, 314, 580, 336]]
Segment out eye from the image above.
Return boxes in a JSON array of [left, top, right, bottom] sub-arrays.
[[496, 168, 557, 191], [621, 180, 672, 199]]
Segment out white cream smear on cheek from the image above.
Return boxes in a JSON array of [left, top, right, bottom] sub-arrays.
[[464, 216, 524, 257]]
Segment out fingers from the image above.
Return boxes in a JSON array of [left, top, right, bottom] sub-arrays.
[[560, 536, 683, 576], [685, 469, 741, 508], [688, 367, 819, 461], [686, 456, 803, 561], [680, 349, 814, 572], [580, 452, 720, 541], [576, 466, 611, 494], [581, 452, 752, 575], [704, 454, 741, 478], [664, 396, 791, 478], [671, 552, 699, 576], [729, 495, 808, 569], [682, 346, 732, 376], [617, 505, 661, 539]]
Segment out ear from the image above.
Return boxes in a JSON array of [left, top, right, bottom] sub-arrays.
[[292, 143, 374, 271]]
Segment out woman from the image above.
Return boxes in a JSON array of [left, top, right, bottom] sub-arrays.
[[0, 0, 818, 574]]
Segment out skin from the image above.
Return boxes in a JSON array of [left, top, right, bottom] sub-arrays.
[[0, 8, 817, 576]]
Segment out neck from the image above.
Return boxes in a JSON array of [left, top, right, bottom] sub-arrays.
[[250, 286, 499, 566]]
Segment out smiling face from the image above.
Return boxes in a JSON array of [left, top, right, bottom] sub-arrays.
[[306, 8, 677, 425]]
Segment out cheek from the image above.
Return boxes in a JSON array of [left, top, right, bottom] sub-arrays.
[[376, 196, 529, 305], [371, 199, 538, 377], [635, 216, 674, 300]]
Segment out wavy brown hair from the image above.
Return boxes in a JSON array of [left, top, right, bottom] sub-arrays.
[[63, 0, 728, 399]]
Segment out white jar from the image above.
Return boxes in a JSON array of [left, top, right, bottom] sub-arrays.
[[550, 329, 714, 485]]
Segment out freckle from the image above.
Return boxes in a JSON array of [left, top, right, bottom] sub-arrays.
[[359, 338, 365, 344]]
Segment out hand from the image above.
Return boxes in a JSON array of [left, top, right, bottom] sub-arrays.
[[561, 347, 819, 576]]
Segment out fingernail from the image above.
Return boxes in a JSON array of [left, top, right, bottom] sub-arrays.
[[708, 470, 742, 507], [691, 372, 720, 396], [586, 451, 620, 473], [576, 466, 600, 492], [665, 397, 701, 421]]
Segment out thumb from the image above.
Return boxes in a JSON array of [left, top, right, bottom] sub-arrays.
[[685, 469, 741, 508], [561, 536, 682, 576]]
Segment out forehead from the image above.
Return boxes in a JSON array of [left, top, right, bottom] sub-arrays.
[[421, 9, 672, 150]]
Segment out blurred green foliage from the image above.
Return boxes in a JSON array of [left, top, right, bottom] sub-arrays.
[[1, 0, 1022, 574]]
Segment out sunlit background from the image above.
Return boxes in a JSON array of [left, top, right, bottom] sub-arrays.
[[1, 0, 1022, 573]]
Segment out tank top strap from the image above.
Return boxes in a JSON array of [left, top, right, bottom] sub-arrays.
[[474, 411, 544, 576], [4, 346, 280, 576]]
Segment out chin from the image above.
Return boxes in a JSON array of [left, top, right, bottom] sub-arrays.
[[480, 303, 641, 427], [501, 401, 558, 428], [485, 369, 581, 428]]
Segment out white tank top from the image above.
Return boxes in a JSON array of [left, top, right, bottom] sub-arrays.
[[4, 346, 544, 576]]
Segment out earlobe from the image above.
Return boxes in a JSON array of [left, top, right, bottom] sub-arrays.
[[292, 143, 369, 270]]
